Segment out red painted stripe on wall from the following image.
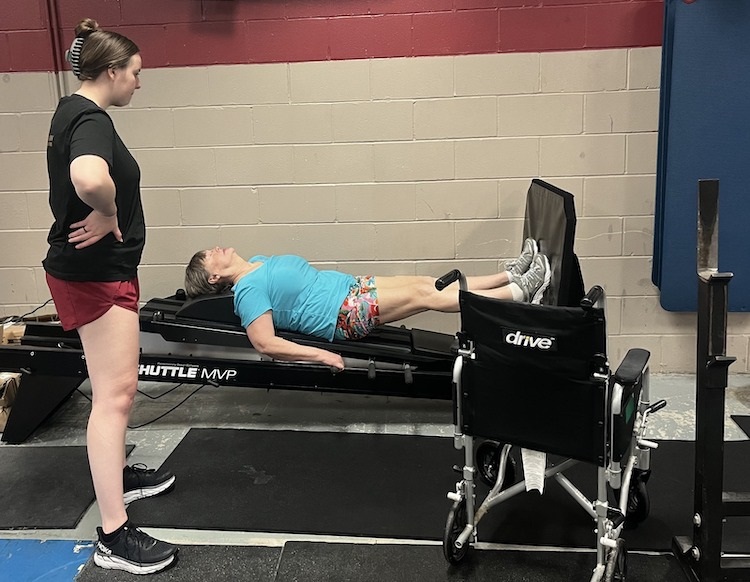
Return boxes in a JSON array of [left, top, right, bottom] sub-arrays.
[[0, 34, 10, 73], [0, 0, 663, 73], [329, 15, 414, 60]]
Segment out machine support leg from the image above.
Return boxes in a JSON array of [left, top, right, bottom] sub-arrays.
[[1, 375, 84, 443]]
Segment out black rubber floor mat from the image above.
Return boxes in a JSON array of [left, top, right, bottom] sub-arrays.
[[0, 444, 133, 529], [127, 428, 462, 540], [75, 544, 280, 581], [275, 541, 683, 582], [127, 428, 750, 552]]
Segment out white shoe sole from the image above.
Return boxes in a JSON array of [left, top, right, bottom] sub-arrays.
[[530, 255, 552, 304], [94, 551, 175, 575], [123, 475, 176, 505]]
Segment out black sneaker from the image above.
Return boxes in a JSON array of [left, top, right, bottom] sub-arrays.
[[123, 463, 176, 505], [95, 522, 178, 574]]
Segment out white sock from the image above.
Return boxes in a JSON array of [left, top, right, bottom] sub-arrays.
[[505, 270, 515, 285], [508, 282, 524, 301]]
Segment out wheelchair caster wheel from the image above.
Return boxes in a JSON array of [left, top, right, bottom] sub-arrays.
[[604, 538, 627, 582], [443, 499, 469, 564], [476, 441, 515, 489], [625, 469, 650, 528]]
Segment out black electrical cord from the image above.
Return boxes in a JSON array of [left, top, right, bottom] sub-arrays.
[[2, 298, 55, 324], [128, 383, 208, 429], [75, 382, 209, 429], [136, 383, 184, 400]]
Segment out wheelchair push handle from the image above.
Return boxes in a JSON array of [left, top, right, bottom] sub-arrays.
[[645, 399, 667, 415], [580, 285, 605, 310], [436, 269, 468, 292]]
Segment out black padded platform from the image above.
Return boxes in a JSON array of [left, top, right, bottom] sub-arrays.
[[141, 293, 456, 366]]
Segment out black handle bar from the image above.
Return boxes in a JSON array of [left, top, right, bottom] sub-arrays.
[[580, 285, 605, 310], [435, 269, 467, 292]]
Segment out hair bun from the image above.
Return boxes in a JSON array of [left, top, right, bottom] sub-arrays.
[[74, 18, 100, 38]]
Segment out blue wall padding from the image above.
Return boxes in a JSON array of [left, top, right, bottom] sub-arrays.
[[653, 0, 749, 311]]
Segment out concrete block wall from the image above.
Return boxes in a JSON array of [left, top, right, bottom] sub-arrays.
[[1, 2, 748, 374]]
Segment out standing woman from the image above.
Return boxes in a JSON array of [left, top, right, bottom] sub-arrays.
[[44, 19, 178, 574]]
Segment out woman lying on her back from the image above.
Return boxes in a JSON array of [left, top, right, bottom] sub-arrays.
[[184, 240, 550, 371]]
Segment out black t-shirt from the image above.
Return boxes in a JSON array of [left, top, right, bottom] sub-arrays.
[[43, 94, 145, 281]]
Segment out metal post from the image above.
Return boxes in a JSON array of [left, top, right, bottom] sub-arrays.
[[673, 180, 744, 582]]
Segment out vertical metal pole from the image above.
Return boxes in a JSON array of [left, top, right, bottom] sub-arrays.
[[692, 180, 735, 582]]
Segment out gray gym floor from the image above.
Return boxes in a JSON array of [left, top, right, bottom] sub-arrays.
[[1, 373, 749, 580]]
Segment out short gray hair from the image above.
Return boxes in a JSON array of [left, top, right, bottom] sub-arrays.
[[184, 250, 230, 298]]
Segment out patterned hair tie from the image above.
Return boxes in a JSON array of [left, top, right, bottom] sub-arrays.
[[65, 35, 87, 78]]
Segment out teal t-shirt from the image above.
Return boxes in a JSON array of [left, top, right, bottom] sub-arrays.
[[233, 255, 357, 341]]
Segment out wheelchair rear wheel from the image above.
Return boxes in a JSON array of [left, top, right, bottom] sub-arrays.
[[476, 441, 516, 488], [624, 469, 651, 527], [443, 499, 469, 564], [604, 538, 627, 581]]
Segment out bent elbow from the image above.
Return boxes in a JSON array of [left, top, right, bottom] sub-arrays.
[[255, 344, 271, 358], [73, 176, 108, 199], [70, 156, 112, 200], [249, 337, 274, 358]]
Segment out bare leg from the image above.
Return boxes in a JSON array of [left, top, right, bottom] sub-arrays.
[[376, 275, 514, 324], [461, 271, 511, 291], [77, 306, 139, 534]]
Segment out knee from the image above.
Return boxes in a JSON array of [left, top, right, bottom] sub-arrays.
[[421, 277, 440, 297], [413, 277, 441, 305], [91, 380, 137, 415]]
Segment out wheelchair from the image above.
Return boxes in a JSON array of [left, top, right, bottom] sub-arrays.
[[439, 272, 666, 581]]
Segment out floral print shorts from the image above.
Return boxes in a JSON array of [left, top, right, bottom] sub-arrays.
[[334, 275, 380, 340]]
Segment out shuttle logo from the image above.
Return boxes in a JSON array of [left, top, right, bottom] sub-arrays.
[[138, 363, 238, 382], [503, 329, 557, 351]]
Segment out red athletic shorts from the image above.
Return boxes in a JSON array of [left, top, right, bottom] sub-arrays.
[[45, 273, 139, 331]]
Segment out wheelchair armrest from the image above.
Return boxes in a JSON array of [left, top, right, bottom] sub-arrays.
[[613, 348, 650, 385]]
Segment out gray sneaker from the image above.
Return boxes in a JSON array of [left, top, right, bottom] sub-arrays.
[[516, 253, 551, 304], [507, 238, 538, 279]]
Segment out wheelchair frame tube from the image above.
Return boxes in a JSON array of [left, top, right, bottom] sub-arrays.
[[596, 465, 609, 568], [452, 356, 464, 448], [554, 471, 597, 520], [637, 366, 652, 472], [450, 354, 477, 550], [474, 458, 580, 523], [460, 433, 476, 547]]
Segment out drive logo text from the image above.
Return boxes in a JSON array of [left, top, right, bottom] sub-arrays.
[[503, 329, 557, 351]]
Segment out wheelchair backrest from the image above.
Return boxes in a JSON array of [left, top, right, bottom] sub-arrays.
[[523, 179, 585, 307], [459, 292, 607, 382], [458, 292, 609, 465]]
